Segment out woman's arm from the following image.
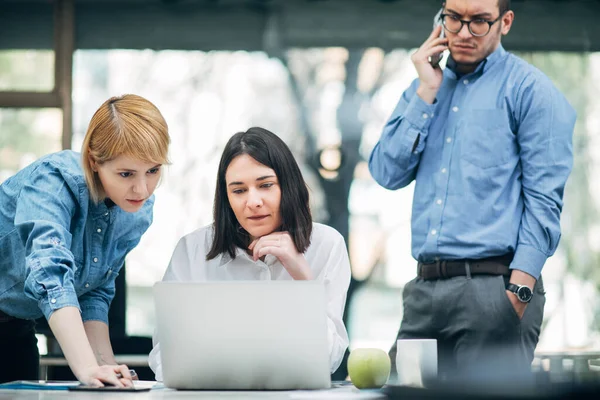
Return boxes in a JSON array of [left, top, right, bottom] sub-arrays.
[[14, 164, 131, 386], [49, 307, 132, 386], [83, 320, 117, 366]]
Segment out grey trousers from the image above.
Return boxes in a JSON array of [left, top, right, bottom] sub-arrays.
[[389, 273, 545, 387]]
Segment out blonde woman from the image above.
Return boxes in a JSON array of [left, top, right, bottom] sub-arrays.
[[0, 94, 170, 387]]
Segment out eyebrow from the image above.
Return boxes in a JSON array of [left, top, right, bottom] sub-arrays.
[[446, 8, 493, 18], [228, 175, 276, 186], [116, 164, 161, 172]]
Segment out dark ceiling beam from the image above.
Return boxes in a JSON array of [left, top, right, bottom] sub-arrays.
[[0, 0, 598, 52]]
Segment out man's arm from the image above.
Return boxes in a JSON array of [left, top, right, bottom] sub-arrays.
[[368, 80, 437, 190], [369, 25, 446, 190], [508, 71, 576, 316]]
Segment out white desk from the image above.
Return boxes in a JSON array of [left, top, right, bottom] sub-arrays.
[[0, 382, 385, 400]]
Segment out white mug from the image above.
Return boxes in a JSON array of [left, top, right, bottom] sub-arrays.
[[395, 339, 437, 387]]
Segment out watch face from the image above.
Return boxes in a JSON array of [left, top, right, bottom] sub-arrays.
[[517, 286, 533, 302]]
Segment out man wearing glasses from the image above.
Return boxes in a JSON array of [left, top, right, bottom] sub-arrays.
[[369, 0, 575, 386]]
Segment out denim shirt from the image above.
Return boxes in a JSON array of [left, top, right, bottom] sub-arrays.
[[369, 45, 575, 279], [0, 150, 154, 323]]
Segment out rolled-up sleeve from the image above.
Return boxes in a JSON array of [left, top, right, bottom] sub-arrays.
[[15, 164, 82, 320], [78, 271, 118, 324], [511, 73, 575, 279], [369, 79, 437, 190]]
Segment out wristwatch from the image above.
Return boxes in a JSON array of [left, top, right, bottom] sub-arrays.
[[506, 283, 533, 303]]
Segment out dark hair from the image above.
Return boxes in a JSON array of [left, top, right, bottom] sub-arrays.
[[498, 0, 510, 14], [206, 127, 312, 260], [442, 0, 510, 15]]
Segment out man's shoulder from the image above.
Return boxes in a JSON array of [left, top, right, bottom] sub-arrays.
[[505, 52, 555, 88]]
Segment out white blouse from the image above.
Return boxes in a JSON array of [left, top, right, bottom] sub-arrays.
[[148, 222, 351, 381]]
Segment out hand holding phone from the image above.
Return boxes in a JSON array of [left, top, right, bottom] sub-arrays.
[[430, 8, 446, 68], [410, 8, 448, 104]]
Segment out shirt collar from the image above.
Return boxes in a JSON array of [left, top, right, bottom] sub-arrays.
[[89, 197, 118, 222], [445, 43, 506, 80]]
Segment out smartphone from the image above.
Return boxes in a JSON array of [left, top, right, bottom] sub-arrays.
[[430, 8, 445, 68]]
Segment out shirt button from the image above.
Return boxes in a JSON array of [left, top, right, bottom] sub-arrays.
[[104, 212, 109, 216], [51, 298, 57, 304], [97, 228, 102, 233], [413, 151, 419, 155], [422, 113, 428, 119], [446, 137, 452, 143], [93, 257, 98, 263], [452, 106, 459, 112], [463, 79, 469, 85], [431, 229, 437, 236], [436, 199, 442, 205], [441, 168, 447, 174], [85, 283, 90, 288]]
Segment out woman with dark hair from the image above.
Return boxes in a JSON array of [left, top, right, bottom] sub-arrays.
[[149, 127, 351, 381]]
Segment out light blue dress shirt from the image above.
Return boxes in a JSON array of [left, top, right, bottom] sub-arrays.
[[0, 150, 154, 323], [369, 45, 575, 279]]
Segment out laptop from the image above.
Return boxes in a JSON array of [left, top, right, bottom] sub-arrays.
[[153, 281, 331, 390]]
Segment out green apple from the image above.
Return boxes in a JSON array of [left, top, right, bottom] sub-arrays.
[[347, 348, 391, 389]]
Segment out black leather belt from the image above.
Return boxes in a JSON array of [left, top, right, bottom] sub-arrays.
[[417, 254, 513, 280]]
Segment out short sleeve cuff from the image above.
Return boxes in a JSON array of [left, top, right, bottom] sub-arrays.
[[403, 95, 437, 131], [510, 244, 548, 280], [38, 287, 80, 321]]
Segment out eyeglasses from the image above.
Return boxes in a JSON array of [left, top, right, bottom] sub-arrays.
[[440, 13, 504, 37]]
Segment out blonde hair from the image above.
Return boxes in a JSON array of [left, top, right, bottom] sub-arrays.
[[81, 94, 171, 203]]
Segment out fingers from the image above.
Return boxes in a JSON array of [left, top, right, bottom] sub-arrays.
[[119, 377, 133, 387], [117, 364, 132, 380], [116, 365, 133, 387], [101, 373, 124, 388], [248, 239, 258, 251], [249, 232, 288, 260], [257, 246, 282, 259], [252, 239, 281, 261], [426, 44, 449, 58], [94, 365, 126, 388], [422, 26, 446, 49], [427, 24, 443, 41], [414, 44, 448, 66], [420, 39, 448, 57], [89, 378, 104, 388], [429, 37, 448, 47]]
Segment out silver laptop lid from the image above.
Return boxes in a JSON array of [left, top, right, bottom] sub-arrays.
[[154, 281, 331, 390]]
